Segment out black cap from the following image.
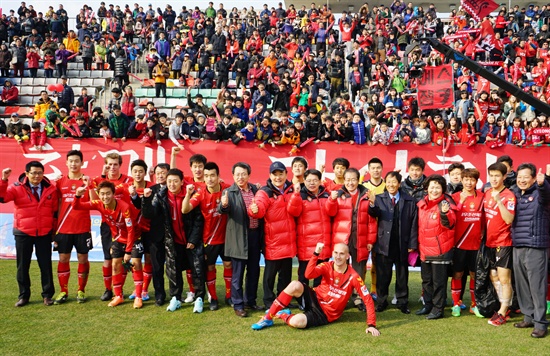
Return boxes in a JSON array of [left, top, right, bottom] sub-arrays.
[[269, 161, 286, 173]]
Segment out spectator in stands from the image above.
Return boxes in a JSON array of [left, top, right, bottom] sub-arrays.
[[108, 104, 129, 142], [107, 88, 122, 114], [79, 35, 95, 71], [12, 38, 27, 78], [0, 79, 19, 106], [152, 57, 170, 98], [57, 76, 74, 112], [55, 43, 73, 78], [0, 43, 12, 77], [34, 91, 58, 122], [114, 49, 130, 90]]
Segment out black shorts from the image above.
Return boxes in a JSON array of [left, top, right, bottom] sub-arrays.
[[204, 244, 230, 265], [110, 240, 144, 259], [487, 246, 513, 270], [300, 282, 329, 329], [452, 248, 478, 274], [101, 222, 112, 260], [55, 232, 92, 254]]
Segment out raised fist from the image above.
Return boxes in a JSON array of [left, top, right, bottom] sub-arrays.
[[2, 168, 12, 180]]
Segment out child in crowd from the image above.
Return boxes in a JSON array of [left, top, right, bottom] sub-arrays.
[[414, 118, 431, 144]]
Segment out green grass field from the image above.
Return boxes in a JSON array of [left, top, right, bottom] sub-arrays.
[[0, 260, 547, 355]]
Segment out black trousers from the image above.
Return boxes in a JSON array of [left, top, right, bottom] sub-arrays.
[[15, 234, 55, 300], [82, 57, 92, 70], [155, 83, 166, 98], [169, 243, 205, 300], [376, 253, 409, 307], [421, 261, 449, 313], [263, 257, 293, 308], [148, 236, 166, 302], [231, 228, 261, 310]]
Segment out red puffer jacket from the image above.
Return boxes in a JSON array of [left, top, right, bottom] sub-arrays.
[[325, 185, 377, 263], [417, 195, 457, 262], [288, 186, 332, 260], [248, 180, 297, 260], [0, 174, 59, 236]]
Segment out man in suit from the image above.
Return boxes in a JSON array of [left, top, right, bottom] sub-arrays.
[[368, 171, 418, 314]]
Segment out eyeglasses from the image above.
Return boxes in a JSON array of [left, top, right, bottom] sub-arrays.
[[27, 171, 44, 176]]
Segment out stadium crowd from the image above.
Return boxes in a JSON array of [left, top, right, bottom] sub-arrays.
[[0, 148, 549, 337], [1, 2, 550, 149]]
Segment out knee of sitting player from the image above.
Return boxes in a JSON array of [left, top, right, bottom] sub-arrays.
[[286, 280, 304, 296], [288, 314, 308, 328]]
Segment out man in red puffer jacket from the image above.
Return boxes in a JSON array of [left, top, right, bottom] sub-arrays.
[[288, 169, 332, 287], [0, 161, 59, 307], [248, 161, 297, 309], [325, 167, 377, 312]]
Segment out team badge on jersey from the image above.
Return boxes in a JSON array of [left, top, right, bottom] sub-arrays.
[[361, 285, 370, 296], [469, 202, 475, 210], [334, 277, 340, 285], [125, 218, 133, 227], [507, 200, 515, 210], [432, 213, 437, 220], [71, 184, 76, 191]]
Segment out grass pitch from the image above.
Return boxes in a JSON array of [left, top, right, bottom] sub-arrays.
[[0, 260, 547, 355]]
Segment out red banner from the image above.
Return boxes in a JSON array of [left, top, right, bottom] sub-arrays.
[[460, 0, 499, 23], [418, 65, 454, 111], [1, 139, 549, 214]]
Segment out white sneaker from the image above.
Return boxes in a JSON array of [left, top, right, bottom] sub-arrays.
[[193, 297, 203, 313], [166, 296, 181, 312], [184, 292, 195, 303], [391, 295, 397, 305]]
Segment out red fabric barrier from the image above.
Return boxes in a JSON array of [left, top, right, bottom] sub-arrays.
[[0, 138, 548, 212]]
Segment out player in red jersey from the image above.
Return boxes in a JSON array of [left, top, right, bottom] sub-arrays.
[[251, 242, 380, 336], [91, 152, 133, 302], [183, 154, 208, 303], [127, 159, 154, 303], [53, 150, 92, 305], [450, 168, 485, 318], [182, 162, 232, 310], [321, 157, 349, 192], [73, 181, 144, 308], [484, 162, 516, 326]]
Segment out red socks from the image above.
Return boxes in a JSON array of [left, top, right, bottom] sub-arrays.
[[102, 266, 112, 291], [451, 278, 462, 306], [223, 267, 232, 299], [113, 273, 123, 297], [469, 278, 476, 307], [266, 291, 293, 320], [279, 312, 295, 326], [142, 263, 153, 293], [133, 269, 144, 297], [57, 262, 71, 294], [206, 269, 218, 300], [186, 270, 195, 293], [77, 262, 90, 292]]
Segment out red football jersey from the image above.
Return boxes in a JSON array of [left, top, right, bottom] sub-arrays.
[[483, 188, 515, 248], [72, 197, 139, 252], [56, 175, 91, 234], [188, 182, 231, 245], [452, 191, 485, 250], [323, 178, 343, 193], [92, 174, 134, 222], [305, 254, 376, 326], [131, 181, 154, 232]]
